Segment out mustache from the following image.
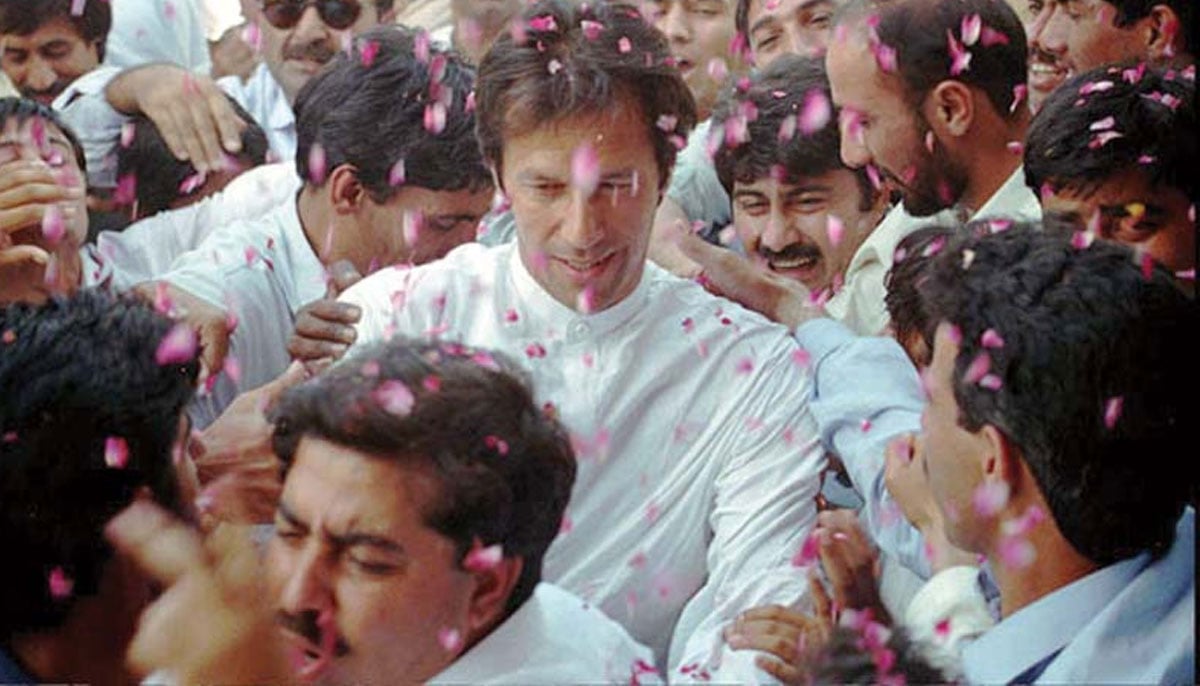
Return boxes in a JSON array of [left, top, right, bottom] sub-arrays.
[[276, 610, 352, 657], [759, 241, 822, 263], [282, 40, 338, 64], [1028, 46, 1061, 67], [20, 81, 69, 101]]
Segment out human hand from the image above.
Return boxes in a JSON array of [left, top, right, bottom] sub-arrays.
[[883, 434, 978, 572], [210, 23, 261, 82], [192, 363, 307, 524], [676, 232, 823, 331], [648, 199, 703, 279], [106, 64, 245, 174], [105, 500, 289, 684], [288, 260, 363, 370], [1, 158, 86, 303], [723, 572, 836, 685], [813, 509, 890, 625], [132, 282, 232, 383]]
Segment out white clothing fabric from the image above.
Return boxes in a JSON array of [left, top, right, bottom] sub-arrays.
[[202, 0, 246, 41], [668, 119, 731, 232], [341, 241, 827, 682], [94, 163, 300, 286], [55, 62, 294, 189], [963, 508, 1195, 684], [428, 24, 453, 50], [105, 0, 212, 74], [162, 199, 326, 428], [0, 70, 17, 98], [825, 167, 1042, 337], [903, 565, 995, 680], [430, 583, 661, 684]]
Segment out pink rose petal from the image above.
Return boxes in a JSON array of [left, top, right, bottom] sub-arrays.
[[388, 158, 406, 186], [971, 480, 1010, 517], [360, 40, 380, 67], [998, 535, 1036, 569], [104, 436, 129, 469], [790, 531, 821, 567], [484, 434, 509, 455], [1103, 396, 1123, 430], [980, 328, 1005, 349], [570, 143, 600, 195], [41, 206, 66, 243], [960, 14, 982, 46], [963, 351, 990, 384], [424, 102, 447, 134], [155, 324, 197, 365], [437, 627, 462, 652], [307, 143, 327, 184], [947, 30, 972, 76], [48, 566, 74, 599], [373, 380, 415, 416], [463, 542, 504, 572], [798, 89, 831, 135], [979, 373, 1003, 390]]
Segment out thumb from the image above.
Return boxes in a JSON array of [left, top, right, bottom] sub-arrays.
[[0, 244, 51, 268], [198, 319, 231, 382]]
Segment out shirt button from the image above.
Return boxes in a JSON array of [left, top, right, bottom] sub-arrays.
[[568, 320, 590, 341]]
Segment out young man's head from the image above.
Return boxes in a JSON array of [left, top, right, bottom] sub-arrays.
[[713, 54, 887, 295], [1025, 0, 1193, 111], [256, 0, 396, 103], [1024, 62, 1195, 282], [644, 0, 743, 119], [267, 339, 576, 684], [826, 0, 1028, 217], [0, 289, 200, 679], [0, 97, 88, 305], [117, 100, 270, 220], [476, 0, 698, 313], [737, 0, 839, 68], [0, 0, 111, 106], [917, 224, 1193, 575], [292, 25, 494, 275], [884, 224, 959, 367]]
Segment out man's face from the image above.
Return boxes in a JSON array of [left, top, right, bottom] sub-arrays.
[[1, 17, 101, 106], [0, 116, 88, 304], [1023, 1, 1069, 112], [826, 35, 967, 217], [1028, 0, 1159, 108], [746, 0, 836, 68], [920, 324, 991, 552], [353, 183, 494, 272], [734, 169, 880, 293], [1041, 168, 1196, 276], [449, 0, 523, 58], [502, 99, 662, 313], [258, 0, 381, 103], [267, 437, 473, 685], [646, 0, 738, 116]]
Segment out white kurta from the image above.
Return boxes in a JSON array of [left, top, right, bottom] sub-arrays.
[[431, 583, 661, 684], [161, 200, 326, 427], [340, 242, 827, 681], [104, 0, 212, 74]]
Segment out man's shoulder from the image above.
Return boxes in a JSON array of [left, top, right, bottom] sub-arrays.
[[641, 264, 799, 347], [342, 242, 507, 306]]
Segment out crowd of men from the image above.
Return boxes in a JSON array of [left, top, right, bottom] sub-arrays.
[[0, 0, 1194, 683]]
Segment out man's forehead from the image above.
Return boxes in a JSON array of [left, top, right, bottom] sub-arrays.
[[1, 16, 88, 44]]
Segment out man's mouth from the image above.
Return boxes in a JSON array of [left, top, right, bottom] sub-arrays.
[[762, 244, 823, 273], [557, 252, 617, 280], [282, 630, 335, 683], [1028, 53, 1069, 91]]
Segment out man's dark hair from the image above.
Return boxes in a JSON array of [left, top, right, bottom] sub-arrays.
[[0, 289, 199, 641], [811, 624, 947, 683], [272, 338, 577, 615], [840, 0, 1027, 118], [712, 54, 874, 208], [0, 96, 87, 177], [116, 99, 269, 217], [919, 223, 1195, 565], [1098, 0, 1194, 58], [476, 0, 698, 190], [0, 0, 112, 61], [884, 224, 960, 364], [1024, 62, 1196, 207], [735, 0, 753, 43], [293, 24, 492, 202]]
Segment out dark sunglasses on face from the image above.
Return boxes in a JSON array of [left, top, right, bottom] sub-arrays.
[[260, 0, 362, 30]]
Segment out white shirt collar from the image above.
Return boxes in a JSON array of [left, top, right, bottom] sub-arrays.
[[962, 552, 1148, 684], [971, 166, 1042, 223]]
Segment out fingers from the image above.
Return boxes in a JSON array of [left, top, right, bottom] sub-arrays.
[[288, 300, 360, 362], [144, 74, 244, 173], [808, 567, 834, 621], [198, 316, 232, 383], [0, 244, 50, 268], [325, 259, 364, 296], [105, 500, 209, 586], [206, 87, 246, 158], [754, 655, 805, 686], [261, 361, 308, 405]]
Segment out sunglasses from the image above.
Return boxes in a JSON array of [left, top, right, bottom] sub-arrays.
[[260, 0, 362, 30]]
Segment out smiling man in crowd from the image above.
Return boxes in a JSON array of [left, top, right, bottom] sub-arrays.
[[0, 0, 111, 106], [736, 0, 838, 68]]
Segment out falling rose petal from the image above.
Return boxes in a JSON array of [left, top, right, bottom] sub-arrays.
[[1089, 116, 1117, 131], [525, 342, 547, 359], [735, 357, 754, 375], [104, 436, 129, 469], [41, 206, 66, 243], [463, 542, 504, 572], [979, 373, 1003, 390], [1175, 268, 1195, 281], [998, 536, 1036, 569], [424, 102, 447, 134], [155, 324, 197, 365], [528, 14, 557, 31], [777, 113, 797, 142], [1071, 229, 1096, 250], [980, 328, 1005, 349], [307, 143, 327, 184], [821, 215, 846, 250], [1140, 252, 1154, 280], [979, 26, 1010, 46], [241, 21, 262, 52], [790, 531, 821, 567], [70, 0, 87, 16], [860, 418, 872, 432], [798, 89, 831, 135], [791, 348, 812, 368], [1088, 131, 1124, 149], [164, 1, 177, 20], [580, 19, 604, 40], [360, 40, 380, 67], [120, 122, 136, 148], [373, 380, 415, 416], [388, 158, 406, 186], [570, 143, 600, 195], [223, 355, 242, 385], [1104, 396, 1123, 430], [617, 36, 632, 53], [971, 480, 1010, 517], [437, 628, 463, 652], [960, 13, 982, 46], [1006, 141, 1024, 154], [178, 172, 206, 195], [48, 566, 74, 599], [1079, 79, 1114, 95], [924, 130, 936, 153], [947, 30, 972, 76], [1010, 84, 1028, 114], [872, 43, 898, 73], [484, 434, 509, 455], [963, 351, 990, 384], [576, 285, 596, 313], [706, 57, 728, 82], [114, 173, 137, 205], [934, 618, 952, 640]]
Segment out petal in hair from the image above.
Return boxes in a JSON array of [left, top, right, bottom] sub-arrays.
[[960, 14, 982, 46], [373, 380, 415, 416], [155, 324, 197, 365], [980, 328, 1005, 349], [104, 436, 129, 469], [947, 30, 972, 76], [463, 541, 504, 572], [1104, 396, 1124, 430], [798, 89, 832, 135], [48, 566, 74, 599], [972, 480, 1010, 517]]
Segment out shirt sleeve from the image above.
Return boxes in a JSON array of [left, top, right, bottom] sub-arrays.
[[668, 337, 827, 683], [666, 121, 731, 232], [53, 66, 127, 189], [795, 317, 932, 578]]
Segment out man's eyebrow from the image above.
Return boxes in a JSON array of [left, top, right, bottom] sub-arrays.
[[276, 500, 308, 529], [785, 183, 833, 195], [733, 188, 769, 199], [328, 530, 406, 555]]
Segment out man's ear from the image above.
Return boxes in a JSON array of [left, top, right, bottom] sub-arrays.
[[1146, 4, 1184, 59], [328, 164, 365, 215], [465, 555, 523, 639], [488, 164, 505, 196], [926, 80, 975, 139], [980, 424, 1025, 495]]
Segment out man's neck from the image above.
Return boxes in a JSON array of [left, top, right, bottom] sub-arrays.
[[988, 515, 1100, 619], [958, 116, 1029, 217]]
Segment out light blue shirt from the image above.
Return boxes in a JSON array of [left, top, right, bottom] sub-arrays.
[[963, 508, 1195, 684], [794, 317, 931, 579]]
